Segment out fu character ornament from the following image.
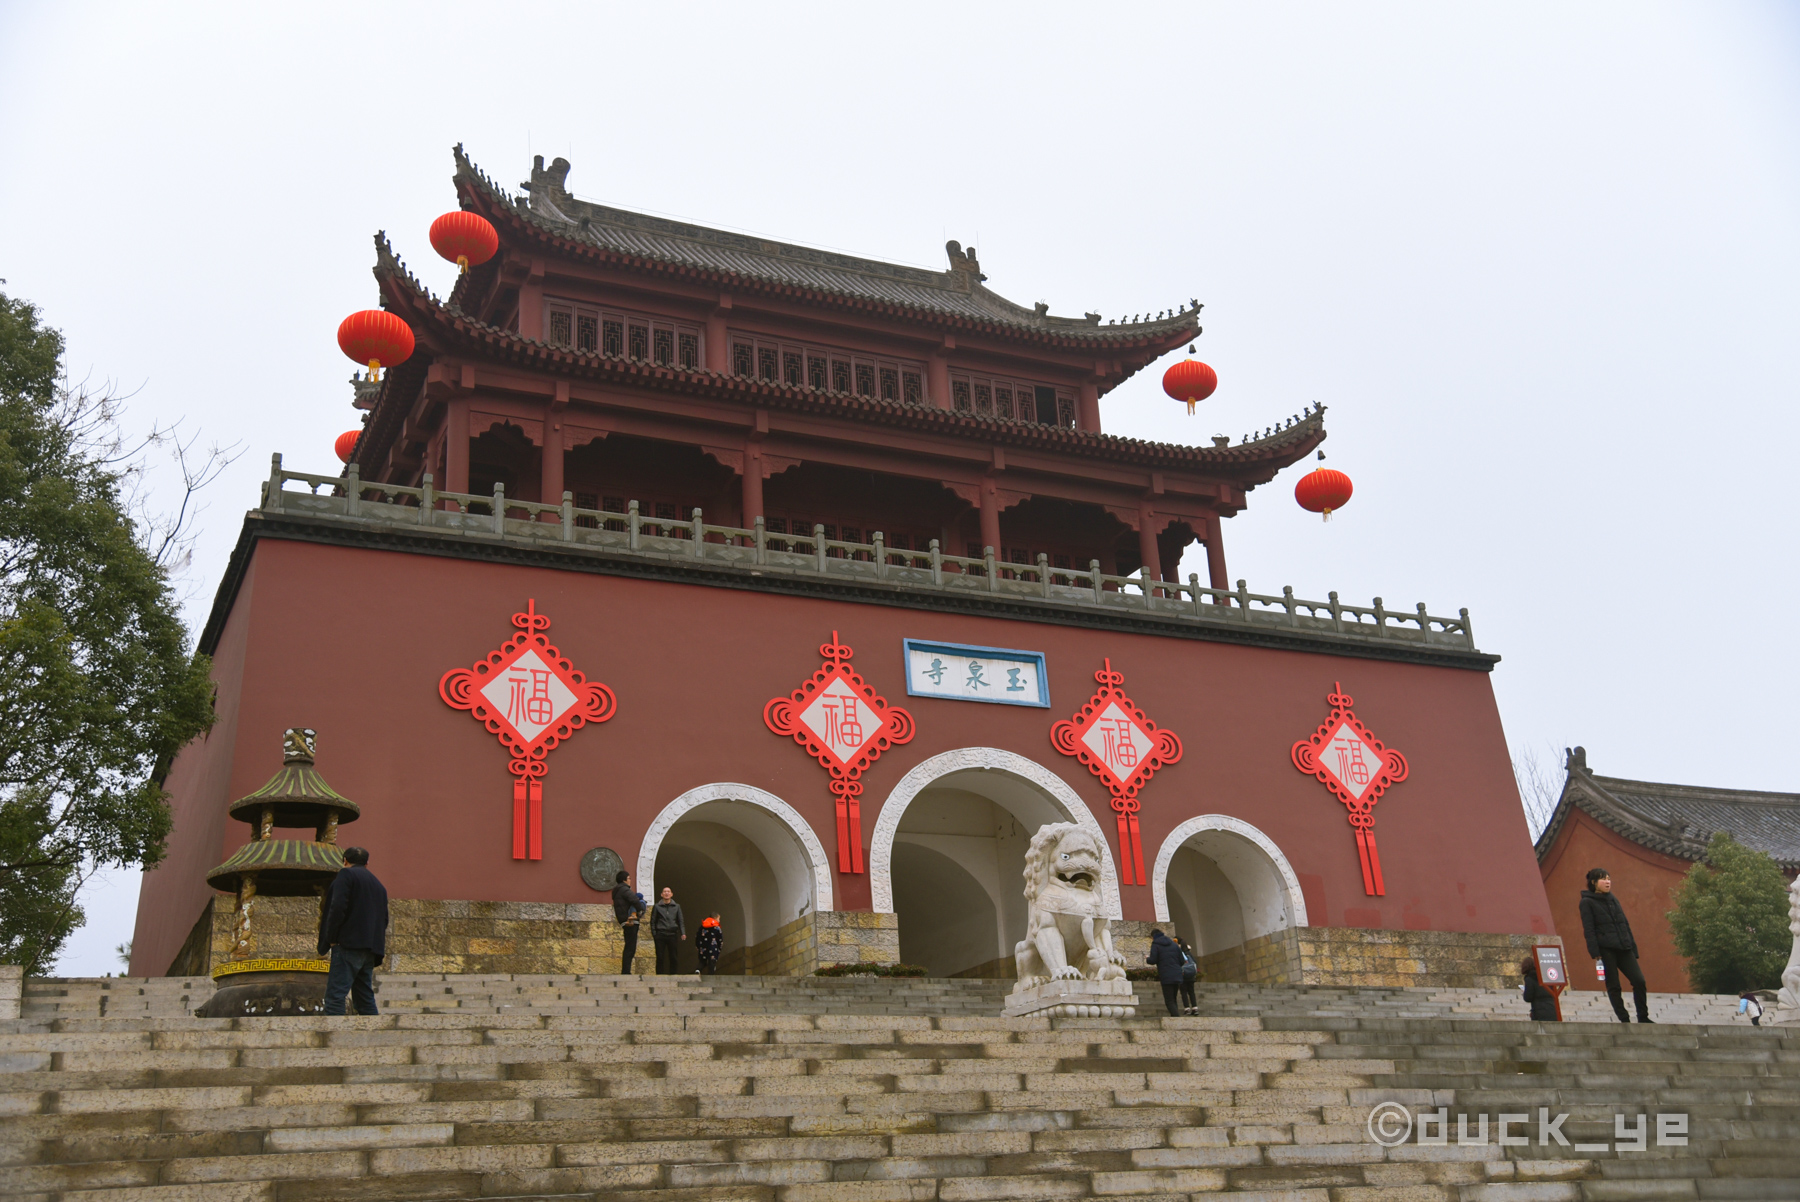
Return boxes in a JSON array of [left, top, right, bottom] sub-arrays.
[[1049, 659, 1182, 886], [1290, 681, 1408, 895], [439, 600, 617, 860], [764, 632, 914, 874]]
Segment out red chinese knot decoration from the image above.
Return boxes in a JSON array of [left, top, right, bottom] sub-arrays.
[[439, 600, 617, 861], [1049, 659, 1182, 886], [763, 632, 914, 875], [1290, 681, 1408, 896]]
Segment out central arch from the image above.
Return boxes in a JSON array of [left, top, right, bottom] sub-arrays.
[[1151, 815, 1308, 965], [869, 748, 1122, 978]]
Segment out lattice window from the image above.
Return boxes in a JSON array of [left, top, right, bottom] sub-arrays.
[[975, 384, 993, 415], [1058, 396, 1076, 427], [953, 380, 971, 411], [733, 343, 754, 376], [603, 495, 626, 532], [832, 361, 851, 393], [903, 371, 922, 405], [996, 387, 1014, 420], [574, 492, 599, 529], [1054, 554, 1072, 570], [855, 364, 875, 397], [655, 502, 678, 521], [784, 352, 804, 386], [766, 517, 787, 534], [758, 348, 778, 381], [546, 301, 700, 368], [880, 368, 899, 401], [808, 355, 828, 389], [726, 330, 925, 403], [950, 373, 1073, 427]]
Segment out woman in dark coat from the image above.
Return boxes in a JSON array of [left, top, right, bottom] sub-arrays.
[[1146, 929, 1186, 1017], [1520, 956, 1560, 1022], [1578, 868, 1651, 1023]]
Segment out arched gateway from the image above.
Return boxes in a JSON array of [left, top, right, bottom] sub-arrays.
[[1152, 815, 1308, 968], [868, 748, 1122, 978], [637, 783, 833, 973]]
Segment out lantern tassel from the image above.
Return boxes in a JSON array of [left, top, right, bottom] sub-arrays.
[[1186, 398, 1196, 415], [457, 255, 470, 274], [367, 359, 382, 383], [1322, 508, 1332, 523]]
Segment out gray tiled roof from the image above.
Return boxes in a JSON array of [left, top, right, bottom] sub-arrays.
[[452, 146, 1202, 345], [1535, 747, 1800, 870]]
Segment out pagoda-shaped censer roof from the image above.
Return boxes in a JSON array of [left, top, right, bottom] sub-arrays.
[[206, 838, 345, 896], [227, 728, 360, 828]]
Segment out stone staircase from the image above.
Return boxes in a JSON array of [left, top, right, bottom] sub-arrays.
[[2, 992, 1795, 1200], [20, 973, 1751, 1027]]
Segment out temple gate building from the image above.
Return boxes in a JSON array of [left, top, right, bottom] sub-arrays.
[[132, 148, 1557, 987]]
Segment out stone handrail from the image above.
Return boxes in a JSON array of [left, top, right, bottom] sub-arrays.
[[263, 455, 1476, 652]]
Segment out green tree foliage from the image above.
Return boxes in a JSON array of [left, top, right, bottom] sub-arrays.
[[1667, 832, 1791, 994], [0, 290, 217, 973]]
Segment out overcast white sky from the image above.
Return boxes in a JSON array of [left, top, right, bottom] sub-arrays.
[[3, 3, 1796, 975]]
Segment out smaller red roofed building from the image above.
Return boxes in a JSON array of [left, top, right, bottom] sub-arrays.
[[1536, 747, 1800, 992]]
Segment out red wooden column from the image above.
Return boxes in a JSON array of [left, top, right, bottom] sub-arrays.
[[706, 295, 731, 373], [1078, 382, 1102, 433], [1203, 510, 1229, 592], [928, 336, 954, 409], [540, 400, 564, 519], [979, 476, 1002, 555], [446, 399, 470, 495], [1137, 507, 1162, 585], [742, 443, 765, 525]]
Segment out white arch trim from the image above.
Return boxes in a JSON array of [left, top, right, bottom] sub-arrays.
[[1151, 814, 1308, 929], [869, 747, 1125, 919], [637, 783, 834, 913]]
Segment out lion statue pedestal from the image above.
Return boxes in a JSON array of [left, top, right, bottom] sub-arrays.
[[1002, 823, 1137, 1019]]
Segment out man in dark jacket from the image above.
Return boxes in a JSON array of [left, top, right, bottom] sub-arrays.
[[611, 870, 646, 975], [317, 847, 389, 1016], [650, 886, 686, 975], [1145, 929, 1186, 1017], [1579, 868, 1652, 1023]]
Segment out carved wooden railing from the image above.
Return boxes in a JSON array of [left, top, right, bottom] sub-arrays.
[[262, 455, 1477, 652]]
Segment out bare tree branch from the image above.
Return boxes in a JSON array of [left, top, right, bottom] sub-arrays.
[[1513, 741, 1568, 842]]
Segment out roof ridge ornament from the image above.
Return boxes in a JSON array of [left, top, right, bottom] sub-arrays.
[[944, 240, 987, 283]]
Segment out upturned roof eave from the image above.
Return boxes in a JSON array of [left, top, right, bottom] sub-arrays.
[[1534, 765, 1800, 873], [448, 147, 1202, 360], [367, 245, 1324, 485]]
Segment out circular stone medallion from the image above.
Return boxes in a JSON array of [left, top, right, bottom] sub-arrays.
[[579, 846, 625, 892]]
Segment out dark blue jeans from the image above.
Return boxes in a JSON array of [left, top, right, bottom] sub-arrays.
[[323, 946, 380, 1015]]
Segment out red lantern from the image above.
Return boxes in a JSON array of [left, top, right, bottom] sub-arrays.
[[334, 430, 361, 463], [429, 211, 499, 274], [1162, 359, 1218, 415], [336, 310, 414, 382], [1295, 468, 1353, 521]]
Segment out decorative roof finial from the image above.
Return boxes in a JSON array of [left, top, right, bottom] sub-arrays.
[[282, 728, 317, 763]]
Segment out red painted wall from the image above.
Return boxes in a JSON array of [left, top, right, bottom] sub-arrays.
[[133, 537, 1554, 974], [1538, 806, 1694, 993]]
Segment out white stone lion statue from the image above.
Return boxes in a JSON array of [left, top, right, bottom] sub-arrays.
[[1012, 823, 1127, 987], [1778, 875, 1800, 1015]]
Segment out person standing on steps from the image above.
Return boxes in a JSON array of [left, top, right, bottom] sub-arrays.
[[611, 870, 647, 974], [317, 847, 388, 1016], [1146, 928, 1187, 1018], [1520, 955, 1561, 1022], [1176, 936, 1200, 1015], [651, 886, 686, 975], [697, 913, 723, 975], [1579, 868, 1653, 1023]]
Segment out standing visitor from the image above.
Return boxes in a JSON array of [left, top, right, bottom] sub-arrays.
[[1520, 955, 1560, 1022], [1579, 868, 1653, 1023], [697, 913, 723, 975], [1176, 936, 1200, 1015], [611, 870, 646, 974], [651, 886, 686, 975], [1146, 928, 1186, 1017], [316, 847, 388, 1016]]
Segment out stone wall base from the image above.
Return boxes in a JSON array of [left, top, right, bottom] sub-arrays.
[[1199, 926, 1563, 990], [170, 897, 906, 979]]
